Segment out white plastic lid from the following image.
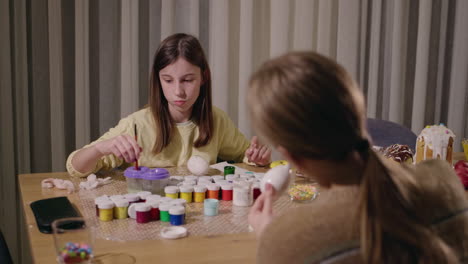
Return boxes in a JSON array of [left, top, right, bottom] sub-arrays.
[[137, 191, 152, 199], [127, 203, 139, 218], [114, 199, 129, 207], [197, 180, 212, 186], [95, 196, 110, 204], [110, 195, 124, 201], [169, 176, 184, 181], [159, 202, 172, 211], [135, 203, 151, 212], [165, 186, 179, 194], [179, 185, 194, 192], [184, 175, 198, 181], [145, 194, 161, 202], [124, 194, 140, 202], [160, 226, 187, 239], [194, 185, 207, 192], [98, 200, 115, 209], [252, 182, 261, 188], [159, 197, 174, 203], [214, 179, 228, 185], [225, 174, 238, 180], [146, 200, 159, 208], [182, 180, 197, 186], [206, 184, 220, 191], [199, 176, 212, 181], [169, 205, 185, 215], [212, 175, 225, 181], [172, 199, 187, 207], [220, 183, 233, 190]]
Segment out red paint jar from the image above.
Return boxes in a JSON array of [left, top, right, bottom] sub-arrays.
[[135, 204, 151, 224], [221, 183, 233, 201], [147, 201, 160, 221]]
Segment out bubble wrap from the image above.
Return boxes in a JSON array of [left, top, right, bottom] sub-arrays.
[[74, 167, 311, 241]]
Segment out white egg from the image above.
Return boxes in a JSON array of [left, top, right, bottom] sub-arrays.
[[260, 164, 291, 196], [187, 155, 209, 176]]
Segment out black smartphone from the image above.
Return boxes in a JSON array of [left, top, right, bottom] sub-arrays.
[[30, 196, 80, 234]]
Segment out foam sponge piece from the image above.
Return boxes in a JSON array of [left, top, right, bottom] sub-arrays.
[[187, 155, 209, 176]]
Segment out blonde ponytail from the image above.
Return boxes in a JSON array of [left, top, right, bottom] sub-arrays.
[[359, 149, 458, 263]]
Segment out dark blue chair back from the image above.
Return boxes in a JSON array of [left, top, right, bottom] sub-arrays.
[[0, 229, 13, 264], [366, 118, 417, 151]]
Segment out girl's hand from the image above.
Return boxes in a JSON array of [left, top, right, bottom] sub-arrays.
[[93, 135, 141, 163], [248, 183, 275, 237], [245, 136, 271, 166]]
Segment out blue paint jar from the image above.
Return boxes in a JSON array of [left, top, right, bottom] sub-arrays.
[[169, 206, 185, 226]]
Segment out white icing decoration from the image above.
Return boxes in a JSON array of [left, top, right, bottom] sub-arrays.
[[416, 125, 455, 160]]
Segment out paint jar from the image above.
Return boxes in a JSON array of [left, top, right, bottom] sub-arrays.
[[193, 185, 207, 203], [124, 194, 140, 205], [135, 203, 151, 224], [225, 174, 238, 182], [212, 175, 225, 182], [94, 196, 110, 217], [221, 183, 233, 201], [180, 179, 197, 186], [124, 166, 149, 193], [224, 166, 235, 176], [146, 200, 160, 221], [207, 184, 220, 199], [169, 176, 184, 186], [169, 206, 185, 226], [204, 199, 219, 216], [113, 199, 129, 219], [165, 186, 179, 199], [145, 194, 161, 203], [198, 179, 212, 187], [233, 183, 253, 207], [253, 182, 262, 201], [184, 175, 198, 182], [179, 185, 194, 203], [199, 176, 212, 182], [141, 168, 170, 195], [214, 179, 229, 185], [137, 191, 152, 202], [109, 194, 124, 202], [98, 201, 114, 222], [159, 203, 172, 222]]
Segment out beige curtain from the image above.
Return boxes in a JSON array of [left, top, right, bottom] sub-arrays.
[[1, 0, 468, 262]]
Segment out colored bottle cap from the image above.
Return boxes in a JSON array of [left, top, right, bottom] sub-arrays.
[[224, 166, 235, 175], [165, 186, 179, 194], [160, 226, 187, 239]]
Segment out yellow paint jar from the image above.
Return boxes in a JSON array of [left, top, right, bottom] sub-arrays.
[[98, 201, 115, 222], [165, 186, 179, 199], [179, 185, 194, 203], [194, 185, 207, 203], [113, 199, 129, 219]]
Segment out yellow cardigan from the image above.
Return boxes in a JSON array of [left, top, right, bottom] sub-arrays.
[[66, 106, 250, 177]]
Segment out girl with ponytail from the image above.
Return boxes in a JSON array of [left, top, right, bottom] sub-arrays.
[[247, 52, 468, 263]]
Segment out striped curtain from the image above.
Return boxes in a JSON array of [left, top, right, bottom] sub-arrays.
[[1, 0, 467, 262]]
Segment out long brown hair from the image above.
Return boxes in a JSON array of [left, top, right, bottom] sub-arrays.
[[248, 52, 457, 263], [149, 33, 213, 154]]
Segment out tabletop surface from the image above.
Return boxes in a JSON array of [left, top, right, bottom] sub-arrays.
[[19, 164, 267, 264], [19, 153, 467, 264]]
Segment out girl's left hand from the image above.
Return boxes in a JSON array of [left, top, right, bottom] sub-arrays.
[[245, 136, 271, 166]]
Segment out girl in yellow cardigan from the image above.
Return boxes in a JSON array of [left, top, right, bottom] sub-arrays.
[[248, 52, 468, 263], [67, 33, 270, 177]]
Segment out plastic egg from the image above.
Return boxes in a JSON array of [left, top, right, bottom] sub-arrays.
[[260, 164, 291, 196]]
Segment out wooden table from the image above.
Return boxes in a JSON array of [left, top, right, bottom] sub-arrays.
[[19, 154, 467, 263], [19, 164, 267, 264]]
